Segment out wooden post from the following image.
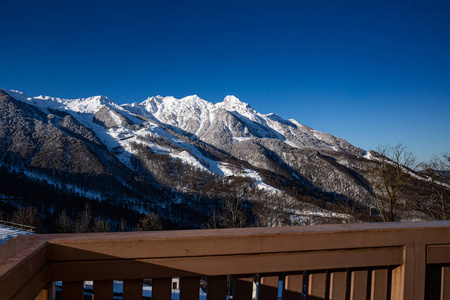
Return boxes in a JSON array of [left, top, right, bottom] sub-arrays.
[[329, 271, 346, 300], [284, 274, 303, 300], [309, 272, 327, 299], [123, 279, 142, 300], [259, 275, 279, 300], [207, 276, 228, 300], [180, 276, 200, 300], [62, 281, 83, 300], [371, 269, 389, 300], [93, 280, 113, 300], [234, 276, 253, 300], [152, 278, 172, 300]]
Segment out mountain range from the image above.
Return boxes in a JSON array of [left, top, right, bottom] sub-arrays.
[[0, 88, 384, 228]]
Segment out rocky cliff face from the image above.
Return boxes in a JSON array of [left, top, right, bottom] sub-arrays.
[[0, 89, 381, 226]]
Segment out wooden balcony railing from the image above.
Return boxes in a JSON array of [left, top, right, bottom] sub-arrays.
[[1, 221, 450, 300]]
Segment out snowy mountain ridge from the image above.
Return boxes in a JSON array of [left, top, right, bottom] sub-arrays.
[[2, 88, 364, 157], [0, 88, 376, 225]]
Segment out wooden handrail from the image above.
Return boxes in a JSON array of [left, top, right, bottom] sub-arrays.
[[1, 221, 450, 300]]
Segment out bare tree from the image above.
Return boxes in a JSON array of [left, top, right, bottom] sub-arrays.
[[206, 196, 248, 229], [137, 212, 163, 231], [55, 209, 72, 233], [74, 204, 92, 233], [92, 217, 110, 232], [372, 144, 417, 222], [11, 206, 42, 232], [415, 153, 450, 220], [252, 193, 292, 227], [119, 218, 127, 232]]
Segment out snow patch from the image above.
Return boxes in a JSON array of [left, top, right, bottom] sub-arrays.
[[285, 140, 300, 148], [218, 163, 281, 193], [234, 137, 252, 142]]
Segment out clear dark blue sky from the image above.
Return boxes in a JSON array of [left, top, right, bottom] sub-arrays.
[[1, 0, 449, 162]]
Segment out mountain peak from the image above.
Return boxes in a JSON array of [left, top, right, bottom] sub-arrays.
[[217, 95, 250, 112], [140, 95, 163, 105], [184, 94, 200, 99], [223, 95, 242, 104], [181, 94, 205, 103], [90, 95, 116, 105], [91, 95, 109, 101]]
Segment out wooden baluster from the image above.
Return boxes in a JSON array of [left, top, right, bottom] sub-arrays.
[[308, 272, 327, 299], [62, 281, 84, 300], [93, 280, 113, 300], [329, 271, 347, 300], [442, 266, 450, 300], [234, 276, 253, 300], [207, 276, 228, 300], [371, 269, 388, 300], [123, 279, 142, 300], [425, 264, 442, 299], [34, 282, 55, 300], [259, 275, 278, 300], [34, 289, 48, 300], [180, 276, 200, 300], [153, 278, 173, 300], [350, 270, 368, 300], [284, 274, 303, 300]]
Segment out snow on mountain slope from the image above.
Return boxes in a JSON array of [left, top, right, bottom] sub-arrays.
[[0, 88, 366, 196], [0, 89, 362, 158], [123, 93, 364, 157], [1, 88, 364, 160], [0, 90, 255, 188]]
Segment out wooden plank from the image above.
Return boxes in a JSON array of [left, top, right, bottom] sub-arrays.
[[442, 266, 450, 300], [428, 245, 450, 264], [259, 275, 279, 300], [329, 271, 346, 300], [50, 247, 402, 281], [0, 236, 48, 300], [152, 278, 172, 300], [180, 276, 200, 300], [371, 269, 388, 300], [47, 221, 450, 262], [12, 265, 50, 300], [350, 270, 368, 300], [34, 288, 48, 300], [284, 274, 303, 300], [234, 276, 253, 300], [123, 279, 142, 300], [402, 243, 426, 300], [308, 272, 327, 299], [34, 282, 55, 300], [62, 281, 84, 300], [93, 280, 113, 300], [391, 263, 404, 300], [207, 276, 228, 300]]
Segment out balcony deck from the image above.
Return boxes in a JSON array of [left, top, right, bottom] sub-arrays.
[[1, 221, 450, 300]]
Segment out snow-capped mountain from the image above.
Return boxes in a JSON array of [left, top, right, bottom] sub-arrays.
[[126, 94, 363, 156], [0, 88, 379, 227]]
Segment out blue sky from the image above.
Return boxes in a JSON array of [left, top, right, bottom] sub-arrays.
[[1, 0, 449, 162]]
